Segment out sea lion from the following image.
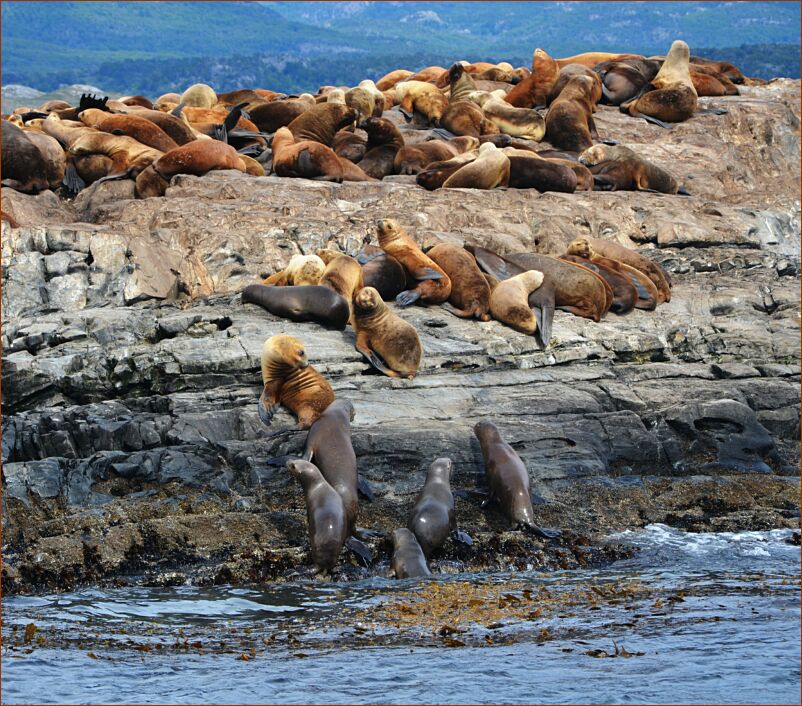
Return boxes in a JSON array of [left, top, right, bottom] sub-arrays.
[[215, 88, 264, 106], [406, 66, 448, 84], [502, 149, 578, 193], [390, 528, 431, 579], [441, 64, 499, 138], [560, 254, 638, 314], [394, 139, 460, 175], [548, 64, 603, 106], [134, 140, 244, 198], [489, 270, 545, 334], [393, 81, 449, 124], [154, 92, 182, 111], [271, 126, 344, 183], [358, 117, 404, 179], [287, 103, 358, 147], [426, 243, 491, 321], [316, 250, 365, 319], [473, 421, 559, 539], [257, 334, 336, 428], [442, 142, 509, 189], [566, 237, 670, 304], [469, 92, 545, 141], [578, 144, 683, 194], [20, 129, 65, 191], [359, 249, 408, 301], [345, 87, 375, 123], [621, 40, 698, 126], [544, 75, 599, 152], [1, 122, 51, 193], [408, 458, 456, 558], [288, 459, 348, 574], [247, 99, 311, 133], [242, 284, 350, 330], [121, 107, 198, 146], [376, 69, 414, 91], [263, 254, 326, 286], [375, 218, 451, 306], [79, 109, 179, 153], [688, 65, 740, 96], [505, 48, 560, 108], [594, 58, 661, 106], [556, 52, 644, 69], [689, 56, 746, 84], [352, 286, 422, 379], [180, 83, 217, 108], [332, 129, 367, 163]]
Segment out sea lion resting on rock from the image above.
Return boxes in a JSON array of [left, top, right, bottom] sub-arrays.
[[257, 335, 336, 428], [394, 81, 450, 124], [504, 48, 560, 108], [316, 249, 365, 320], [548, 64, 603, 106], [468, 91, 545, 141], [441, 64, 500, 138], [1, 122, 51, 193], [390, 528, 431, 579], [287, 103, 358, 147], [393, 137, 477, 175], [375, 218, 451, 306], [358, 117, 404, 179], [262, 254, 326, 286], [442, 142, 510, 190], [271, 126, 344, 182], [352, 286, 422, 379], [501, 148, 578, 193], [358, 243, 408, 302], [242, 284, 351, 330], [426, 243, 491, 321], [560, 254, 638, 314], [22, 130, 66, 191], [544, 75, 600, 153], [78, 109, 179, 153], [578, 144, 685, 194], [489, 270, 545, 335]]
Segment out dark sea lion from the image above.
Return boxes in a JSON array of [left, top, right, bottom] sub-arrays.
[[333, 129, 367, 163], [427, 243, 491, 321], [560, 254, 638, 314], [469, 92, 545, 141], [505, 48, 560, 108], [242, 284, 350, 330], [408, 458, 456, 558], [271, 127, 344, 182], [375, 218, 451, 306], [489, 270, 545, 334], [556, 52, 644, 69], [119, 95, 154, 109], [359, 248, 408, 302], [22, 130, 66, 191], [352, 287, 422, 379], [257, 334, 336, 428], [503, 150, 578, 193], [287, 103, 357, 147], [247, 99, 311, 133], [390, 528, 431, 579], [579, 144, 683, 194], [544, 75, 599, 152], [288, 459, 348, 574], [416, 156, 469, 190], [473, 420, 558, 539], [594, 58, 660, 106], [394, 139, 460, 175], [1, 122, 50, 193], [358, 117, 404, 179]]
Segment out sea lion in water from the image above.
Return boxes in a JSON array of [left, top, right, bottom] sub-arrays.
[[375, 218, 451, 306], [578, 144, 683, 194], [257, 334, 336, 428], [352, 286, 422, 379], [442, 142, 510, 190], [271, 127, 344, 183], [426, 243, 491, 321], [344, 86, 375, 123], [489, 270, 545, 335], [287, 103, 357, 147], [242, 284, 350, 330], [408, 458, 456, 559], [1, 122, 51, 193], [544, 75, 599, 152], [505, 48, 560, 108], [621, 40, 698, 126], [390, 528, 431, 579], [288, 459, 348, 574], [473, 421, 558, 539], [262, 254, 326, 286]]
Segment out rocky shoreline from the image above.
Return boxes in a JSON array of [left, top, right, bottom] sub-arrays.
[[2, 81, 800, 595]]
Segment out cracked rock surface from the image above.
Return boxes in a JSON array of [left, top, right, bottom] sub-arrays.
[[2, 81, 800, 594]]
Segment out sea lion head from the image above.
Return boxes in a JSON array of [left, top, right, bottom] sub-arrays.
[[448, 63, 466, 85], [429, 457, 453, 481], [392, 527, 417, 549], [578, 144, 609, 167], [287, 458, 320, 485], [328, 397, 356, 422], [473, 419, 501, 442], [667, 40, 691, 65], [263, 334, 309, 372], [289, 254, 326, 285], [376, 218, 401, 245], [566, 238, 592, 258], [353, 286, 384, 315], [327, 89, 346, 105]]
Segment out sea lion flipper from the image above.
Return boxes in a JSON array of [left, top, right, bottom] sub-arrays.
[[264, 454, 295, 467], [258, 384, 281, 426], [697, 107, 728, 115], [523, 524, 562, 540], [677, 185, 691, 196], [171, 102, 186, 118], [357, 476, 375, 502], [452, 529, 473, 547], [411, 267, 443, 281], [466, 245, 525, 281], [395, 289, 421, 307], [345, 537, 373, 566], [528, 285, 555, 348], [593, 175, 617, 191], [93, 170, 131, 185], [357, 252, 382, 265], [631, 111, 673, 129], [599, 138, 620, 146], [431, 127, 457, 140], [213, 124, 228, 143], [441, 302, 473, 319], [62, 162, 86, 196]]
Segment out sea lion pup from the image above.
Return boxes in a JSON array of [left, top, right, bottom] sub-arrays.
[[544, 75, 601, 152], [621, 40, 698, 126], [288, 459, 348, 575], [442, 142, 510, 190], [352, 286, 422, 379], [469, 91, 545, 141], [263, 254, 326, 286], [180, 83, 217, 108], [489, 270, 545, 335], [560, 254, 638, 315], [270, 126, 344, 183], [390, 528, 431, 579], [393, 81, 449, 124], [134, 140, 244, 198], [376, 69, 414, 91], [426, 244, 491, 321], [345, 86, 375, 123], [79, 109, 179, 153], [408, 458, 457, 559], [1, 122, 51, 193], [247, 99, 311, 133], [578, 144, 683, 194], [242, 284, 350, 329], [567, 237, 671, 304], [556, 52, 644, 69], [594, 58, 660, 106], [375, 218, 451, 307], [548, 64, 603, 106], [316, 249, 365, 320], [22, 130, 66, 190], [440, 64, 499, 138], [257, 334, 336, 428], [502, 149, 578, 193], [358, 118, 404, 179], [287, 103, 357, 147], [505, 48, 560, 108], [473, 421, 559, 539]]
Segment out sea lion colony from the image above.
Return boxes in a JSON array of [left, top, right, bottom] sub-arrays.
[[2, 42, 747, 576]]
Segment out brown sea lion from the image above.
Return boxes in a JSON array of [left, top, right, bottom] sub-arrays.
[[408, 458, 456, 559], [579, 144, 683, 194], [242, 284, 351, 330], [394, 81, 449, 124], [122, 107, 198, 146], [406, 66, 448, 84], [288, 103, 357, 147], [316, 250, 365, 319], [21, 130, 66, 191], [262, 254, 326, 286], [376, 69, 414, 91], [288, 459, 348, 574], [134, 139, 244, 197], [556, 52, 644, 69], [271, 126, 344, 182], [560, 254, 638, 314], [548, 64, 603, 106], [215, 88, 264, 106], [1, 122, 51, 193], [247, 99, 311, 133], [442, 142, 510, 189], [544, 75, 599, 152], [689, 65, 740, 96], [79, 109, 179, 152], [489, 270, 545, 334], [375, 218, 451, 306], [390, 528, 431, 579], [690, 56, 746, 84], [352, 286, 422, 379], [426, 243, 491, 321], [358, 118, 404, 179], [119, 95, 153, 109], [505, 48, 560, 108], [502, 149, 578, 193], [394, 139, 460, 175], [621, 40, 698, 126], [594, 58, 661, 106], [441, 65, 499, 138], [332, 129, 367, 163], [474, 421, 559, 538], [257, 334, 336, 428]]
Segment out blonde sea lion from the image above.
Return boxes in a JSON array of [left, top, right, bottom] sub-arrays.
[[316, 250, 365, 319], [426, 243, 491, 321], [263, 254, 326, 286], [180, 83, 217, 108], [489, 270, 545, 334], [394, 81, 449, 124], [548, 64, 603, 106], [442, 142, 510, 189], [469, 91, 545, 141]]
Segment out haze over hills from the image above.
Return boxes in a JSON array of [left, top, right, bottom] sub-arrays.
[[1, 0, 799, 109]]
